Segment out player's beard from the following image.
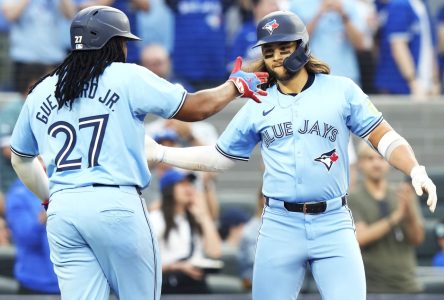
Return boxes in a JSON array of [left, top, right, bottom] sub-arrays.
[[265, 63, 298, 82]]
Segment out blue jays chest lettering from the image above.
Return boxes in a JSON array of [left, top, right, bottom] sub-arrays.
[[260, 107, 340, 170]]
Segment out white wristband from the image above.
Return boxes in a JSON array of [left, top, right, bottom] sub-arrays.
[[377, 130, 410, 160]]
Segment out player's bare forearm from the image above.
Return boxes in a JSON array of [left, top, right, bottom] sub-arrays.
[[174, 82, 239, 122], [368, 121, 437, 212], [11, 153, 49, 201], [368, 122, 418, 176], [385, 145, 419, 176]]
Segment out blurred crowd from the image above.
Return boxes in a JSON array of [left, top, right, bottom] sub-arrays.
[[1, 0, 444, 296], [0, 0, 444, 97]]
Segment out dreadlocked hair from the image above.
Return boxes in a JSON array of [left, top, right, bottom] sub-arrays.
[[29, 37, 126, 110]]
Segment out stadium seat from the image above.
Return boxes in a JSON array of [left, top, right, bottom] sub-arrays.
[[0, 276, 18, 295], [416, 220, 440, 266], [0, 246, 15, 278]]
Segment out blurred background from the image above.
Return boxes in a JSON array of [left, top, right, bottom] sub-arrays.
[[1, 0, 444, 299]]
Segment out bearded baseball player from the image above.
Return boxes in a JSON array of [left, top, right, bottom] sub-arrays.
[[146, 11, 438, 300]]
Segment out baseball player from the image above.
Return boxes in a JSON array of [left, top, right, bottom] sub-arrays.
[[146, 11, 438, 300], [9, 6, 267, 300]]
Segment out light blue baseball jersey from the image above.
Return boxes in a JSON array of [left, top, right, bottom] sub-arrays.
[[216, 73, 382, 202], [10, 63, 186, 195]]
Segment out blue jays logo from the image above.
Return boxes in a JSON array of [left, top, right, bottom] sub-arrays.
[[314, 149, 339, 171], [262, 19, 279, 35]]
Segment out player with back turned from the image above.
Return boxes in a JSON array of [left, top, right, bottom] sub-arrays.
[[9, 6, 267, 300], [146, 11, 438, 300]]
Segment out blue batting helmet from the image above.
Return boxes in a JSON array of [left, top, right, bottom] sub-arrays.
[[70, 6, 140, 51], [253, 11, 311, 73]]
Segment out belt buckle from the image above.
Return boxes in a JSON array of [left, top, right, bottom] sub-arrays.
[[303, 203, 308, 214]]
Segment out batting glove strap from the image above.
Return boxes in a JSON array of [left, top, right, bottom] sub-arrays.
[[228, 73, 267, 103], [42, 199, 49, 211], [228, 57, 268, 103], [410, 165, 437, 212]]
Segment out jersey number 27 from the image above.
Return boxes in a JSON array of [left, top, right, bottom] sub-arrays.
[[48, 114, 109, 172]]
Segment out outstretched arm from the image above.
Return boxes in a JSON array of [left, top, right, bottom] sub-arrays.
[[145, 136, 235, 172], [367, 121, 437, 212], [173, 57, 268, 122]]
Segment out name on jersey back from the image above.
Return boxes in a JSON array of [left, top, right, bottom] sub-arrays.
[[36, 81, 120, 125]]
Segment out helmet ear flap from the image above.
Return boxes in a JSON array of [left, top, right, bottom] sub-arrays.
[[283, 41, 310, 73]]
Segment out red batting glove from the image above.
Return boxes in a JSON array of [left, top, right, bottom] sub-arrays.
[[228, 57, 269, 103], [42, 199, 49, 211]]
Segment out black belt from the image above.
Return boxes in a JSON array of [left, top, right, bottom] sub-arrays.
[[265, 196, 347, 214], [92, 183, 142, 195]]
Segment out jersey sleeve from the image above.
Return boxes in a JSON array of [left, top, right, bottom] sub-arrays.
[[128, 64, 187, 119], [10, 100, 39, 158], [216, 102, 260, 161], [386, 0, 414, 40], [345, 79, 383, 138]]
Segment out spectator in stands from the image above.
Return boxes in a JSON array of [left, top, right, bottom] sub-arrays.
[[437, 4, 444, 93], [140, 43, 195, 92], [348, 141, 424, 293], [237, 188, 265, 290], [0, 0, 75, 91], [149, 169, 222, 294], [0, 9, 11, 91], [166, 0, 227, 89], [355, 0, 378, 94], [432, 222, 444, 267], [75, 0, 149, 63], [0, 64, 48, 198], [374, 0, 440, 97], [229, 0, 280, 64], [0, 216, 10, 246], [5, 162, 60, 294], [225, 0, 254, 44], [218, 207, 249, 254], [0, 192, 4, 218], [290, 0, 365, 84], [137, 0, 174, 53]]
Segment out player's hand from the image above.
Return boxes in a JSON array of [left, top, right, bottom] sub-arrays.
[[144, 135, 165, 166], [410, 165, 437, 213], [228, 56, 268, 103]]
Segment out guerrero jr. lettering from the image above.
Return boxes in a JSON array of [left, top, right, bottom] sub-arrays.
[[36, 84, 120, 125]]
